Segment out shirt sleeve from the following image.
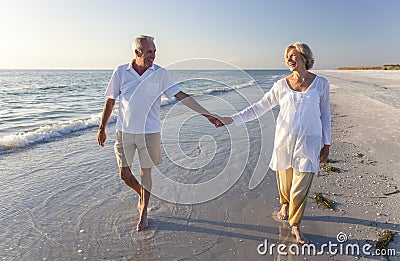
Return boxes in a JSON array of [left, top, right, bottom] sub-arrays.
[[162, 69, 181, 100], [320, 79, 331, 145], [231, 82, 280, 126], [104, 68, 120, 99]]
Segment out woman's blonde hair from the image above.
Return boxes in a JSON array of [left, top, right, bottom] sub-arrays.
[[284, 42, 314, 70]]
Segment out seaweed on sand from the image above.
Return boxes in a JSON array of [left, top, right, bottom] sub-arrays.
[[376, 230, 396, 260], [321, 164, 342, 173], [312, 193, 335, 210]]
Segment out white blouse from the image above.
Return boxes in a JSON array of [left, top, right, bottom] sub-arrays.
[[231, 75, 331, 174]]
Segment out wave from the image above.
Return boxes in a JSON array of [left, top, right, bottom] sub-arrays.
[[201, 79, 256, 96], [159, 79, 256, 106], [38, 85, 71, 90], [8, 85, 72, 96], [0, 113, 117, 153]]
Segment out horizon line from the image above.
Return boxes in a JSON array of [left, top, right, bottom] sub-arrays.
[[0, 67, 333, 71]]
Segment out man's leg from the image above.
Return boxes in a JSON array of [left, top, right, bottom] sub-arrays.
[[137, 167, 152, 231], [115, 131, 140, 193], [135, 132, 160, 231], [119, 167, 141, 195]]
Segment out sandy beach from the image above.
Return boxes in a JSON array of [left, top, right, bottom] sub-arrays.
[[1, 70, 400, 260]]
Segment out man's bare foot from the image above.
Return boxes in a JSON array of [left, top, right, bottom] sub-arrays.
[[136, 215, 149, 231], [291, 225, 308, 244], [136, 196, 149, 231], [277, 203, 288, 220]]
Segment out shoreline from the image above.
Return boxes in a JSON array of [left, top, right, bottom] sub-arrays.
[[337, 65, 400, 70]]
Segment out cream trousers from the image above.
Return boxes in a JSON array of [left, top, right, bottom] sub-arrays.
[[276, 168, 314, 226]]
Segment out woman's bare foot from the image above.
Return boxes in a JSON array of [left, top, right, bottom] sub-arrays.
[[277, 203, 288, 220], [291, 225, 308, 244]]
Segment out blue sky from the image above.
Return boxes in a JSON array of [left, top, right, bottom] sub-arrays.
[[0, 0, 399, 69]]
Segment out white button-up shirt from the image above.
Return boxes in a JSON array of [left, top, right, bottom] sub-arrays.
[[105, 61, 181, 134], [232, 76, 331, 174]]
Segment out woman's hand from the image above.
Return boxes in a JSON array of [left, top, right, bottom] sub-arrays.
[[319, 145, 330, 163]]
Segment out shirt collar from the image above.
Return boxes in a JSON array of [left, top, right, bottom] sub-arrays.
[[126, 59, 155, 71]]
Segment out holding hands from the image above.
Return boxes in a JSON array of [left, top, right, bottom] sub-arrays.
[[215, 116, 233, 127], [204, 114, 233, 128], [204, 114, 223, 127]]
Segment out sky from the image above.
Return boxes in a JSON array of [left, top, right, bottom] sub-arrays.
[[0, 0, 399, 70]]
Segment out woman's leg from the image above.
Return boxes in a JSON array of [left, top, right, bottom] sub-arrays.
[[276, 168, 293, 219], [288, 170, 314, 243]]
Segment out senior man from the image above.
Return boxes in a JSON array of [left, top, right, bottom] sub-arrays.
[[97, 35, 220, 231]]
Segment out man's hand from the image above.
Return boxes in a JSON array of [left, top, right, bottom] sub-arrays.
[[97, 98, 115, 147], [319, 145, 330, 163], [214, 116, 233, 128], [205, 114, 224, 127], [97, 129, 107, 147], [174, 91, 224, 128]]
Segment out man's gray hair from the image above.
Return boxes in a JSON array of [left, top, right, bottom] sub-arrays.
[[133, 35, 155, 54]]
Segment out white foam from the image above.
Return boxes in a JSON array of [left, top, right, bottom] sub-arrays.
[[0, 113, 117, 152], [191, 79, 256, 96]]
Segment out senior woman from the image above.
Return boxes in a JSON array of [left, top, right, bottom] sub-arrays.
[[217, 42, 331, 244]]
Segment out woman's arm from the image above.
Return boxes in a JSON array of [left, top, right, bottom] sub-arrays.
[[320, 79, 331, 162], [231, 83, 280, 125]]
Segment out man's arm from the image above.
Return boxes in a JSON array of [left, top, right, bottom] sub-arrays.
[[174, 91, 222, 126], [96, 98, 116, 147]]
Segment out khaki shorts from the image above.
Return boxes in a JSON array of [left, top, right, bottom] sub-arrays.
[[114, 131, 162, 169]]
